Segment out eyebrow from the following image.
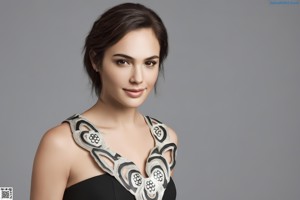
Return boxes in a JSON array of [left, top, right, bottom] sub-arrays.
[[113, 54, 159, 60]]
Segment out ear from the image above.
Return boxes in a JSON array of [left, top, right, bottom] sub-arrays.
[[89, 51, 99, 72]]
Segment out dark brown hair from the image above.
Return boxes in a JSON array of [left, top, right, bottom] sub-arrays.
[[83, 3, 168, 96]]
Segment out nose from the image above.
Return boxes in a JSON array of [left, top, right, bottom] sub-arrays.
[[129, 65, 143, 84]]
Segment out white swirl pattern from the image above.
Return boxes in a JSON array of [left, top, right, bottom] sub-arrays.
[[64, 114, 177, 200]]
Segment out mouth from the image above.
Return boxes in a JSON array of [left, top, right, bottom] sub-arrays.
[[123, 88, 146, 98]]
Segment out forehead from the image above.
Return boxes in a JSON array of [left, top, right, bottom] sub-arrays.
[[105, 28, 160, 59]]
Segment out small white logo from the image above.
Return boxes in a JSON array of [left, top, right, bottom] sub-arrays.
[[0, 187, 13, 200]]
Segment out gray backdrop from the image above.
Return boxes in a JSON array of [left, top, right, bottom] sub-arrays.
[[0, 0, 299, 199]]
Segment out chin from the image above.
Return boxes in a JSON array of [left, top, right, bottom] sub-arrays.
[[123, 98, 147, 108]]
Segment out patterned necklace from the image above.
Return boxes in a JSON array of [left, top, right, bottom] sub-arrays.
[[64, 114, 177, 200]]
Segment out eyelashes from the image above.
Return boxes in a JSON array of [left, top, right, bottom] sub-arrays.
[[115, 59, 129, 66], [145, 60, 157, 67], [114, 59, 158, 68]]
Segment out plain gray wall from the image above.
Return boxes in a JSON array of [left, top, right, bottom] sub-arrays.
[[1, 0, 299, 199]]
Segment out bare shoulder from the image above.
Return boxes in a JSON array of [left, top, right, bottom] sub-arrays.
[[166, 125, 178, 145], [38, 123, 75, 153], [31, 122, 76, 200], [34, 122, 76, 169], [41, 123, 73, 149]]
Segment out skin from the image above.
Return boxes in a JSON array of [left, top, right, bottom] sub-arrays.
[[30, 28, 178, 200]]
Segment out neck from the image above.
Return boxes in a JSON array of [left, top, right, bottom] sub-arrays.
[[83, 98, 142, 129]]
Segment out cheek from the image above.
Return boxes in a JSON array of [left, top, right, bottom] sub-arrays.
[[101, 66, 127, 86], [147, 70, 159, 87]]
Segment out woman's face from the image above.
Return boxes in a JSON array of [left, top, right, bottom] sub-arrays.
[[98, 28, 160, 109]]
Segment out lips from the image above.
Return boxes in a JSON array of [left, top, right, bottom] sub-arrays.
[[123, 88, 145, 98]]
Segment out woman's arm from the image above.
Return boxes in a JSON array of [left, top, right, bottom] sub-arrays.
[[166, 126, 178, 176], [167, 126, 178, 146], [30, 124, 72, 200]]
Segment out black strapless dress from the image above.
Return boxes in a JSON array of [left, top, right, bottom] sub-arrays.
[[63, 174, 176, 200]]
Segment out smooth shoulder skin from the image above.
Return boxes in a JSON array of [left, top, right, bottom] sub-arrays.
[[166, 126, 178, 146], [30, 123, 75, 200], [165, 126, 178, 176]]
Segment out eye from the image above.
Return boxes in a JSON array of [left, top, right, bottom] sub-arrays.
[[145, 60, 157, 68], [115, 59, 130, 66]]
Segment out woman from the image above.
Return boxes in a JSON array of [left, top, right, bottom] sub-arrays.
[[31, 3, 178, 200]]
